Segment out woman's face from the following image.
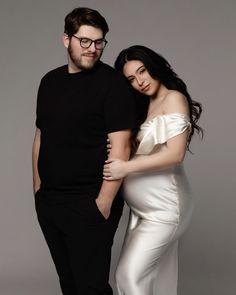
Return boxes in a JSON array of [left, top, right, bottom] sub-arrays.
[[123, 60, 160, 97]]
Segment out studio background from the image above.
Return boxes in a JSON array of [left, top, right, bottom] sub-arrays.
[[0, 0, 235, 294]]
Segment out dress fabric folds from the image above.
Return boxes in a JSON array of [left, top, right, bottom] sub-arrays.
[[116, 113, 193, 295]]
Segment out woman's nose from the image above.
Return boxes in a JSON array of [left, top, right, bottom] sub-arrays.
[[136, 77, 144, 86]]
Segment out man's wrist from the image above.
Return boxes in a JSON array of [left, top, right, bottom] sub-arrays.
[[33, 185, 40, 194], [96, 195, 113, 206]]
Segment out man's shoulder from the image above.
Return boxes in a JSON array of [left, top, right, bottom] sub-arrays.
[[41, 65, 67, 82], [98, 62, 128, 83]]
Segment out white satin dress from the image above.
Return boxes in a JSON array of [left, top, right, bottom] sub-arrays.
[[116, 113, 193, 295]]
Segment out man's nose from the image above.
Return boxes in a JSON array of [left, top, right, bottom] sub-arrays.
[[88, 42, 97, 52]]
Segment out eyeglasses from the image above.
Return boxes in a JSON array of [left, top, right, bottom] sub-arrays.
[[72, 35, 108, 50]]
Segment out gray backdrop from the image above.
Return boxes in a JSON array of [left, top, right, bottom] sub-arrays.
[[0, 0, 235, 294]]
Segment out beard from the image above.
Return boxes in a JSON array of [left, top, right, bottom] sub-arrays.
[[68, 43, 102, 71]]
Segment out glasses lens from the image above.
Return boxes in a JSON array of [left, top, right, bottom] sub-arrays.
[[95, 40, 106, 49], [75, 37, 107, 50], [80, 38, 91, 48]]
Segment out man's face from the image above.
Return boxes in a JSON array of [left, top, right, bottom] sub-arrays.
[[63, 25, 104, 73]]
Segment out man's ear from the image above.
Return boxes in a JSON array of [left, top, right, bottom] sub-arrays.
[[63, 33, 70, 48]]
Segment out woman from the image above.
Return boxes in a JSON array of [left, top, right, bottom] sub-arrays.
[[103, 45, 203, 295]]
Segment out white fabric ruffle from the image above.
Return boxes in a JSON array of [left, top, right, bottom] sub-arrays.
[[136, 113, 191, 155]]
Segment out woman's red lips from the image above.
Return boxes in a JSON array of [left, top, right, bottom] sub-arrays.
[[141, 84, 150, 91]]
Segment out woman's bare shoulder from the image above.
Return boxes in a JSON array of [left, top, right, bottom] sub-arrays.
[[162, 90, 189, 114]]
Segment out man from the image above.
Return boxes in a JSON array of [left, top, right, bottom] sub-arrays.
[[32, 7, 136, 295]]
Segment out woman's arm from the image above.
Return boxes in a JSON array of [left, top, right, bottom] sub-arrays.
[[103, 91, 190, 180], [103, 130, 188, 179]]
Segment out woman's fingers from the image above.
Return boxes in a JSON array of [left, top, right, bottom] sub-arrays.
[[103, 159, 118, 179], [103, 164, 110, 170], [105, 158, 115, 164], [107, 143, 112, 154], [103, 171, 111, 176], [103, 176, 115, 181], [103, 164, 111, 176]]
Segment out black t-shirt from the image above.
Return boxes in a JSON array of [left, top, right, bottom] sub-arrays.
[[36, 61, 136, 197]]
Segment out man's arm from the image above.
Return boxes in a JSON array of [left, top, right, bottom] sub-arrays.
[[32, 128, 41, 194], [95, 129, 131, 219]]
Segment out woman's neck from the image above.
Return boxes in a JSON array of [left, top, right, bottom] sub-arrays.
[[150, 84, 169, 102]]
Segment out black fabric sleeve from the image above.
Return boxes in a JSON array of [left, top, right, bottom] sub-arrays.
[[104, 74, 136, 133], [35, 77, 45, 129]]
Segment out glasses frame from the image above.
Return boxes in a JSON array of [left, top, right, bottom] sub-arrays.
[[72, 35, 108, 50]]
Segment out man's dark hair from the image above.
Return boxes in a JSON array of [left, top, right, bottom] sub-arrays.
[[64, 7, 109, 37]]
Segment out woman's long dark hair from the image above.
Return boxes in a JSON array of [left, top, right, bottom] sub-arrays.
[[115, 45, 203, 152]]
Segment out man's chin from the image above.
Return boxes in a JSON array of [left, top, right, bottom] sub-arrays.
[[79, 59, 99, 71]]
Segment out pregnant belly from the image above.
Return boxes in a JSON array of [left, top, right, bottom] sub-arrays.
[[123, 169, 192, 223]]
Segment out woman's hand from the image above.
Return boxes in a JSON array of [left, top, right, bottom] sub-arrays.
[[103, 159, 128, 180], [107, 138, 112, 155]]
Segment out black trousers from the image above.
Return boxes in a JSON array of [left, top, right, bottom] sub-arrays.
[[35, 191, 123, 295]]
